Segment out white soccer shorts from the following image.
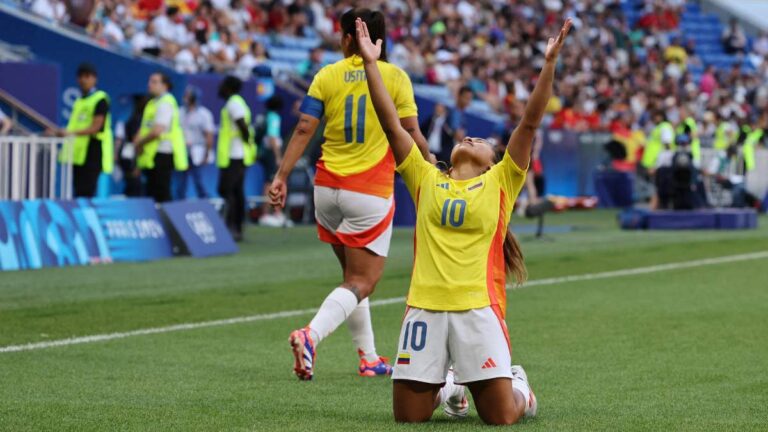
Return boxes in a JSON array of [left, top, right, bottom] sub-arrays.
[[314, 186, 394, 257], [392, 305, 513, 384]]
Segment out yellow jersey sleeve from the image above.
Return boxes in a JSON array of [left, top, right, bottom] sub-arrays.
[[487, 150, 527, 202], [396, 144, 433, 199], [392, 67, 418, 119]]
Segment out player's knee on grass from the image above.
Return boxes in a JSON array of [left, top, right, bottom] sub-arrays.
[[393, 381, 439, 423], [469, 379, 525, 425]]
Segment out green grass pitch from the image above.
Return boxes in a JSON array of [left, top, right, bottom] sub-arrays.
[[1, 210, 767, 431]]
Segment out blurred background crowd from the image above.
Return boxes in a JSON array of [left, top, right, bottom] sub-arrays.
[[4, 0, 767, 213], [19, 0, 768, 139]]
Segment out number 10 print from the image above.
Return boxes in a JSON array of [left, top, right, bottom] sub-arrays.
[[441, 199, 467, 227]]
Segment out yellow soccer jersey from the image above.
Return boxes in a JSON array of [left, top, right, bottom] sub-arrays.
[[301, 55, 417, 178], [396, 145, 527, 314]]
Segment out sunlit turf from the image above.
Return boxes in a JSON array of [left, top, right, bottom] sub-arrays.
[[1, 210, 767, 431]]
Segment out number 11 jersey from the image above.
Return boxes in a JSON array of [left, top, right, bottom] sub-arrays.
[[299, 55, 418, 198]]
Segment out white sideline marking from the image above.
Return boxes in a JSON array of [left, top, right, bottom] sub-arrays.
[[2, 251, 767, 354]]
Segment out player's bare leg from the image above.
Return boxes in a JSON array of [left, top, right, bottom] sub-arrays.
[[290, 245, 390, 380], [468, 366, 537, 425]]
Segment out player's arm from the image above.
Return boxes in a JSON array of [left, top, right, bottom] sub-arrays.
[[268, 113, 320, 208], [400, 116, 435, 163], [507, 19, 571, 169], [357, 18, 414, 165], [235, 118, 250, 144]]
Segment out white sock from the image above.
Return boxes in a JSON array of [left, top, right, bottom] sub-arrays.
[[436, 370, 466, 411], [512, 375, 531, 407], [308, 287, 359, 345], [347, 298, 379, 362]]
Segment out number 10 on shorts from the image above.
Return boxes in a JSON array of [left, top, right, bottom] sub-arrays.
[[401, 320, 427, 351]]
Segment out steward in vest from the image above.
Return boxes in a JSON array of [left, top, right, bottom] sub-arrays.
[[56, 63, 113, 197], [217, 76, 255, 242], [742, 122, 763, 173], [641, 110, 675, 170], [134, 72, 188, 203], [676, 108, 701, 164], [714, 113, 736, 151]]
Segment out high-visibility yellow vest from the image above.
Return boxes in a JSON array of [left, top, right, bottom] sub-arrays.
[[137, 93, 188, 171], [714, 122, 732, 150], [743, 128, 762, 171], [641, 121, 675, 168], [217, 94, 257, 168], [61, 90, 114, 173], [677, 117, 701, 163]]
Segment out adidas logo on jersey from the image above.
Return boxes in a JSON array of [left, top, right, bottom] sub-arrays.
[[481, 358, 497, 369], [437, 183, 449, 190]]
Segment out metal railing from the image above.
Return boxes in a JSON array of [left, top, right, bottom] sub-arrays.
[[0, 135, 73, 200]]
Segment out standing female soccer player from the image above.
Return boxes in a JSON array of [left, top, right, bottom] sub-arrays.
[[268, 9, 433, 380], [355, 18, 571, 424]]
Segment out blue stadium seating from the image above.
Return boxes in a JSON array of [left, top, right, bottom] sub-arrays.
[[621, 0, 755, 78]]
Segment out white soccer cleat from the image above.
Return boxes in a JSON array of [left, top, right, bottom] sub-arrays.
[[443, 369, 470, 418], [511, 365, 537, 418]]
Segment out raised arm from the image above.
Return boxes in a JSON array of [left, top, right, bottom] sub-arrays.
[[507, 19, 571, 168], [356, 18, 415, 165]]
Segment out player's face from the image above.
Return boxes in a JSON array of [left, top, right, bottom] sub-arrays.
[[451, 137, 495, 171]]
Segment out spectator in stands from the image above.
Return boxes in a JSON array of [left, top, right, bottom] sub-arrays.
[[217, 76, 256, 241], [699, 65, 718, 96], [664, 37, 687, 79], [235, 41, 268, 81], [0, 108, 12, 135], [637, 3, 679, 32], [205, 28, 238, 72], [752, 31, 768, 57], [722, 18, 747, 55], [177, 86, 214, 199], [153, 6, 188, 46], [53, 63, 113, 198], [420, 103, 453, 165], [296, 47, 325, 82], [102, 8, 126, 45], [132, 21, 161, 57], [135, 72, 188, 203], [447, 86, 473, 143], [175, 42, 205, 73], [30, 0, 67, 22]]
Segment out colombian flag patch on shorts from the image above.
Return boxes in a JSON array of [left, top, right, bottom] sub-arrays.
[[396, 353, 411, 365]]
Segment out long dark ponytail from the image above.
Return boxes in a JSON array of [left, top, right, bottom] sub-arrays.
[[504, 230, 527, 286], [340, 8, 388, 62]]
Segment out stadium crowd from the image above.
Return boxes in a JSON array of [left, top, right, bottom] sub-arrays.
[[18, 0, 767, 211], [23, 1, 768, 136]]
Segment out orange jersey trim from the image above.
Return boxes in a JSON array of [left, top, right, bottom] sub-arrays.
[[335, 200, 395, 248], [486, 190, 508, 315], [314, 149, 395, 199]]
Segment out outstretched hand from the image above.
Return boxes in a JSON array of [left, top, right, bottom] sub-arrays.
[[545, 19, 572, 63], [355, 18, 382, 64]]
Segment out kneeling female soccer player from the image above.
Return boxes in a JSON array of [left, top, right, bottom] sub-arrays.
[[355, 18, 571, 424]]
